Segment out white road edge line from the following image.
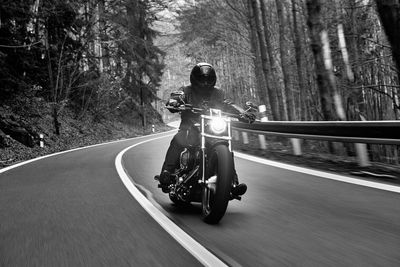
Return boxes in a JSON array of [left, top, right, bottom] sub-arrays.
[[0, 130, 175, 174], [234, 151, 400, 193], [115, 135, 228, 267], [3, 125, 398, 264]]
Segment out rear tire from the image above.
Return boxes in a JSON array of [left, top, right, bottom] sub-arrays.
[[202, 144, 233, 224]]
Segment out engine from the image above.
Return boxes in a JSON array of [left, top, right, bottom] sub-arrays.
[[180, 148, 200, 170]]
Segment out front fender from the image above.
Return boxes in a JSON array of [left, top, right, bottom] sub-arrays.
[[205, 139, 230, 153]]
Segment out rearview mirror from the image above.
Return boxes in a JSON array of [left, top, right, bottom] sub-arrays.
[[245, 101, 258, 111]]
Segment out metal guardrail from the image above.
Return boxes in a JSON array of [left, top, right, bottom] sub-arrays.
[[231, 121, 400, 145]]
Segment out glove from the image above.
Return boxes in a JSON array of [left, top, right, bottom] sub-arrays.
[[239, 112, 256, 123], [166, 92, 184, 112], [166, 99, 180, 113], [166, 98, 181, 108]]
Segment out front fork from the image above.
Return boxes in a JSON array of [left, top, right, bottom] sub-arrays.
[[199, 116, 232, 185], [201, 118, 206, 184]]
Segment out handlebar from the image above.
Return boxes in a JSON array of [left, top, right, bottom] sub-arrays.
[[166, 104, 202, 112], [166, 104, 240, 118]]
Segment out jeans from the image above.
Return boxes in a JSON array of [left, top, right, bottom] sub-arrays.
[[161, 129, 239, 184]]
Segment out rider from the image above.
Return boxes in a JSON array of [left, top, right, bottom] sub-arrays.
[[157, 62, 255, 198]]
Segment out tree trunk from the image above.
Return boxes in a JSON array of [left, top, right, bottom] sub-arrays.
[[306, 0, 337, 121], [259, 0, 285, 120], [276, 0, 296, 120], [98, 0, 109, 71], [45, 24, 60, 135], [250, 0, 280, 120], [375, 0, 400, 72], [291, 0, 309, 120], [346, 0, 365, 121], [246, 0, 268, 110], [140, 85, 147, 128]]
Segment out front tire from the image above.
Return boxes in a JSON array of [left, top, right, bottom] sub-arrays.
[[202, 144, 233, 224]]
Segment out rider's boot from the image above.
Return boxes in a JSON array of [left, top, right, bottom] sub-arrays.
[[232, 183, 247, 196], [154, 170, 172, 193], [231, 173, 247, 200]]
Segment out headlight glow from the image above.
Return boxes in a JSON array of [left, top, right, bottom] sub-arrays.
[[210, 118, 227, 134]]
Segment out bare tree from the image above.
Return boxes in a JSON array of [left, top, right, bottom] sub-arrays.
[[375, 0, 400, 72], [250, 0, 280, 120], [306, 0, 337, 121], [291, 0, 310, 120], [276, 0, 296, 120]]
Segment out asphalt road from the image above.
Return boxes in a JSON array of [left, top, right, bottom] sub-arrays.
[[0, 133, 201, 267], [1, 131, 400, 266]]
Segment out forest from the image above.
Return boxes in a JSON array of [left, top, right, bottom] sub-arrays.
[[161, 0, 400, 123], [158, 0, 400, 165], [0, 0, 399, 165], [0, 0, 166, 133]]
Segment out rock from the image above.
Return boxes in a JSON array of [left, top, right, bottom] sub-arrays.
[[0, 129, 8, 148], [0, 117, 35, 147]]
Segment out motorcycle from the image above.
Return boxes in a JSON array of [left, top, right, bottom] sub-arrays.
[[156, 101, 256, 224]]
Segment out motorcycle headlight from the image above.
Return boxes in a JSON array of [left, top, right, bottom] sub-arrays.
[[210, 118, 227, 134]]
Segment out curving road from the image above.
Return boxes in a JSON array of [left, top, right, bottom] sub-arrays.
[[1, 131, 399, 266]]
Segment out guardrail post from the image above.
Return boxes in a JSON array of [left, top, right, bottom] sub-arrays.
[[258, 105, 268, 150], [233, 130, 240, 141], [290, 138, 302, 155], [242, 131, 249, 144], [258, 105, 268, 122], [355, 115, 370, 167], [258, 135, 267, 150], [355, 143, 370, 167]]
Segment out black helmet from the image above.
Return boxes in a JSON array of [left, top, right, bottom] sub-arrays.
[[190, 62, 217, 91]]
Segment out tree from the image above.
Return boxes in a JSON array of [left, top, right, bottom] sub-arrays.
[[177, 0, 258, 106], [291, 0, 310, 120], [0, 0, 44, 100], [276, 0, 296, 120], [250, 0, 281, 120], [306, 0, 338, 121], [375, 0, 400, 72], [0, 0, 166, 133], [115, 0, 165, 127]]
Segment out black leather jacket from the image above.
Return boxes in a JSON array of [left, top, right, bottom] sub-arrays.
[[167, 85, 245, 130]]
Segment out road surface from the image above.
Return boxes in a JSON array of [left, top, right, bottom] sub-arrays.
[[1, 131, 399, 266]]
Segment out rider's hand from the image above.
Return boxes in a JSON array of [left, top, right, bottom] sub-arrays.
[[166, 98, 182, 113], [167, 98, 180, 107], [239, 112, 256, 123], [166, 91, 185, 109]]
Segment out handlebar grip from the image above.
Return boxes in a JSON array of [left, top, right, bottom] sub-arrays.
[[166, 105, 181, 113]]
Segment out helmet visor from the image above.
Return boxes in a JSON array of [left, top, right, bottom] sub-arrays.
[[197, 75, 214, 87]]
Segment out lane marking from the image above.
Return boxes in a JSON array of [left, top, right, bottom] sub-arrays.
[[115, 135, 228, 267], [234, 152, 400, 193], [0, 130, 176, 174], [4, 122, 398, 266]]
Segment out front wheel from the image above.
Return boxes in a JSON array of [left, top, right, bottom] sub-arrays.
[[202, 144, 233, 224]]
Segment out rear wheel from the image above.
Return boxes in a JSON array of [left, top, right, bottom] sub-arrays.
[[202, 144, 233, 224]]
